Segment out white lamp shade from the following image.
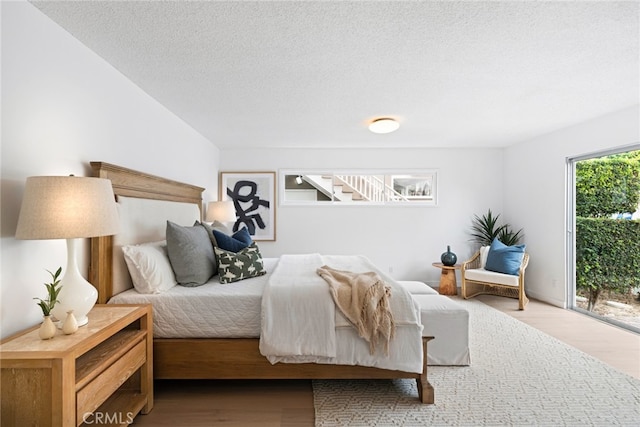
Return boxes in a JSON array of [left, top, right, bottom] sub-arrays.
[[205, 200, 237, 223], [16, 176, 120, 239]]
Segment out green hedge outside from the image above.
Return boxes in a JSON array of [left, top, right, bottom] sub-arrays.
[[576, 157, 640, 218], [576, 217, 640, 309]]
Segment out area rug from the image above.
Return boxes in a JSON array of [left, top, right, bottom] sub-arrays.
[[313, 299, 640, 426]]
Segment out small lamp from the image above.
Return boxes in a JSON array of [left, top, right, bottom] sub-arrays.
[[205, 200, 236, 223], [16, 176, 120, 327]]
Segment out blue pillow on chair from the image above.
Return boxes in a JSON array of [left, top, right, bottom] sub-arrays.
[[212, 227, 253, 253], [485, 238, 526, 276]]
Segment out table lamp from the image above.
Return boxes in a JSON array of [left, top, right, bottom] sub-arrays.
[[16, 176, 120, 326], [205, 200, 236, 223]]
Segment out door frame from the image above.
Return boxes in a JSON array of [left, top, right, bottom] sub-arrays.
[[566, 143, 640, 311]]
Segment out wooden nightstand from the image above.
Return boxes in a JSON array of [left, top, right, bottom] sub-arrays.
[[1, 304, 153, 427]]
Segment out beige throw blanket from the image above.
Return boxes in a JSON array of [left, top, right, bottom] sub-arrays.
[[316, 265, 395, 355]]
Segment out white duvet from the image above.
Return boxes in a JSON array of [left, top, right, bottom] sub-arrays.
[[259, 254, 337, 359], [110, 255, 424, 373], [259, 254, 424, 373]]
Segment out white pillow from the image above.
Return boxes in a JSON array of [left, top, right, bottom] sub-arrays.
[[480, 245, 491, 268], [122, 241, 177, 294]]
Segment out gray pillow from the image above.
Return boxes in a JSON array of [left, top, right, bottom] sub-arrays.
[[195, 220, 218, 246], [195, 220, 238, 274], [166, 221, 215, 286]]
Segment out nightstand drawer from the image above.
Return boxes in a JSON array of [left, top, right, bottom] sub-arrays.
[[77, 339, 146, 421], [1, 305, 152, 426]]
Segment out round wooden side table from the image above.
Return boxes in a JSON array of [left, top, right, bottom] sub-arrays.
[[432, 262, 461, 295]]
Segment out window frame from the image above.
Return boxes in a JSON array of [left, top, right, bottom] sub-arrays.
[[279, 169, 438, 207]]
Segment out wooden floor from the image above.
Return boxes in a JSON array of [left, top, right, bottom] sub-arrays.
[[132, 295, 640, 426], [475, 294, 640, 380]]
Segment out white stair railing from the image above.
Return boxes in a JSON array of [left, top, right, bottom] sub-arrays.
[[334, 175, 409, 202]]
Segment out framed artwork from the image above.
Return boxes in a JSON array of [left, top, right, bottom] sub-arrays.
[[391, 173, 436, 201], [220, 172, 276, 241]]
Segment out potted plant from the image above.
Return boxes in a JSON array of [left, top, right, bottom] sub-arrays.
[[34, 267, 62, 340], [470, 209, 523, 246]]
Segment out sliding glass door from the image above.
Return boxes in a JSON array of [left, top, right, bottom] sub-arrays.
[[567, 146, 640, 332]]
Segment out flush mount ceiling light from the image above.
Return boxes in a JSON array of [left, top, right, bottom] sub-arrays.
[[368, 118, 399, 134]]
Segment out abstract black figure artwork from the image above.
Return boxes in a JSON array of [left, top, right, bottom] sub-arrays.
[[220, 172, 276, 241]]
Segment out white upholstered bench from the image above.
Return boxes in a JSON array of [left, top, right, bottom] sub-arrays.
[[398, 281, 470, 366], [398, 280, 440, 295]]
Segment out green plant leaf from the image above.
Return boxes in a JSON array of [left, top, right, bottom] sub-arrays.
[[470, 209, 523, 246], [35, 267, 63, 316]]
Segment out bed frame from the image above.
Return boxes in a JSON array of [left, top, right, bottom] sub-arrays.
[[89, 161, 434, 404]]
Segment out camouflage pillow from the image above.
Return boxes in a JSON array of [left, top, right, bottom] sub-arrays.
[[214, 243, 266, 284]]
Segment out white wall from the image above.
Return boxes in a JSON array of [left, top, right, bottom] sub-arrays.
[[224, 106, 639, 310], [221, 147, 504, 285], [503, 106, 640, 307], [0, 2, 220, 338]]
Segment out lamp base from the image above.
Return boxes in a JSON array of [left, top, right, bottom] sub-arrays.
[[49, 238, 98, 327]]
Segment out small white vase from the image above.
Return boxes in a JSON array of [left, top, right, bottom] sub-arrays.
[[39, 315, 56, 340], [62, 310, 78, 335]]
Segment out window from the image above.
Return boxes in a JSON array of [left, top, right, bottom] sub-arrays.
[[280, 170, 438, 206]]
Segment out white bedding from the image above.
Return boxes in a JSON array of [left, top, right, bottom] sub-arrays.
[[110, 255, 424, 373], [259, 254, 337, 359], [109, 258, 277, 338], [260, 254, 424, 373]]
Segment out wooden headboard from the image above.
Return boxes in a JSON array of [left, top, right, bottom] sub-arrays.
[[89, 162, 205, 303]]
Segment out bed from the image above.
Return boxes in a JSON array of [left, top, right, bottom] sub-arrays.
[[88, 161, 434, 404]]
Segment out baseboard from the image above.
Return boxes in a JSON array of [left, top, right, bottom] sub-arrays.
[[527, 289, 566, 309]]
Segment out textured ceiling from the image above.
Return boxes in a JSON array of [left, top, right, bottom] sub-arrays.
[[31, 1, 639, 149]]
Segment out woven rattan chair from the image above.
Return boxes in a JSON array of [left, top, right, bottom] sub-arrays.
[[461, 248, 530, 310]]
